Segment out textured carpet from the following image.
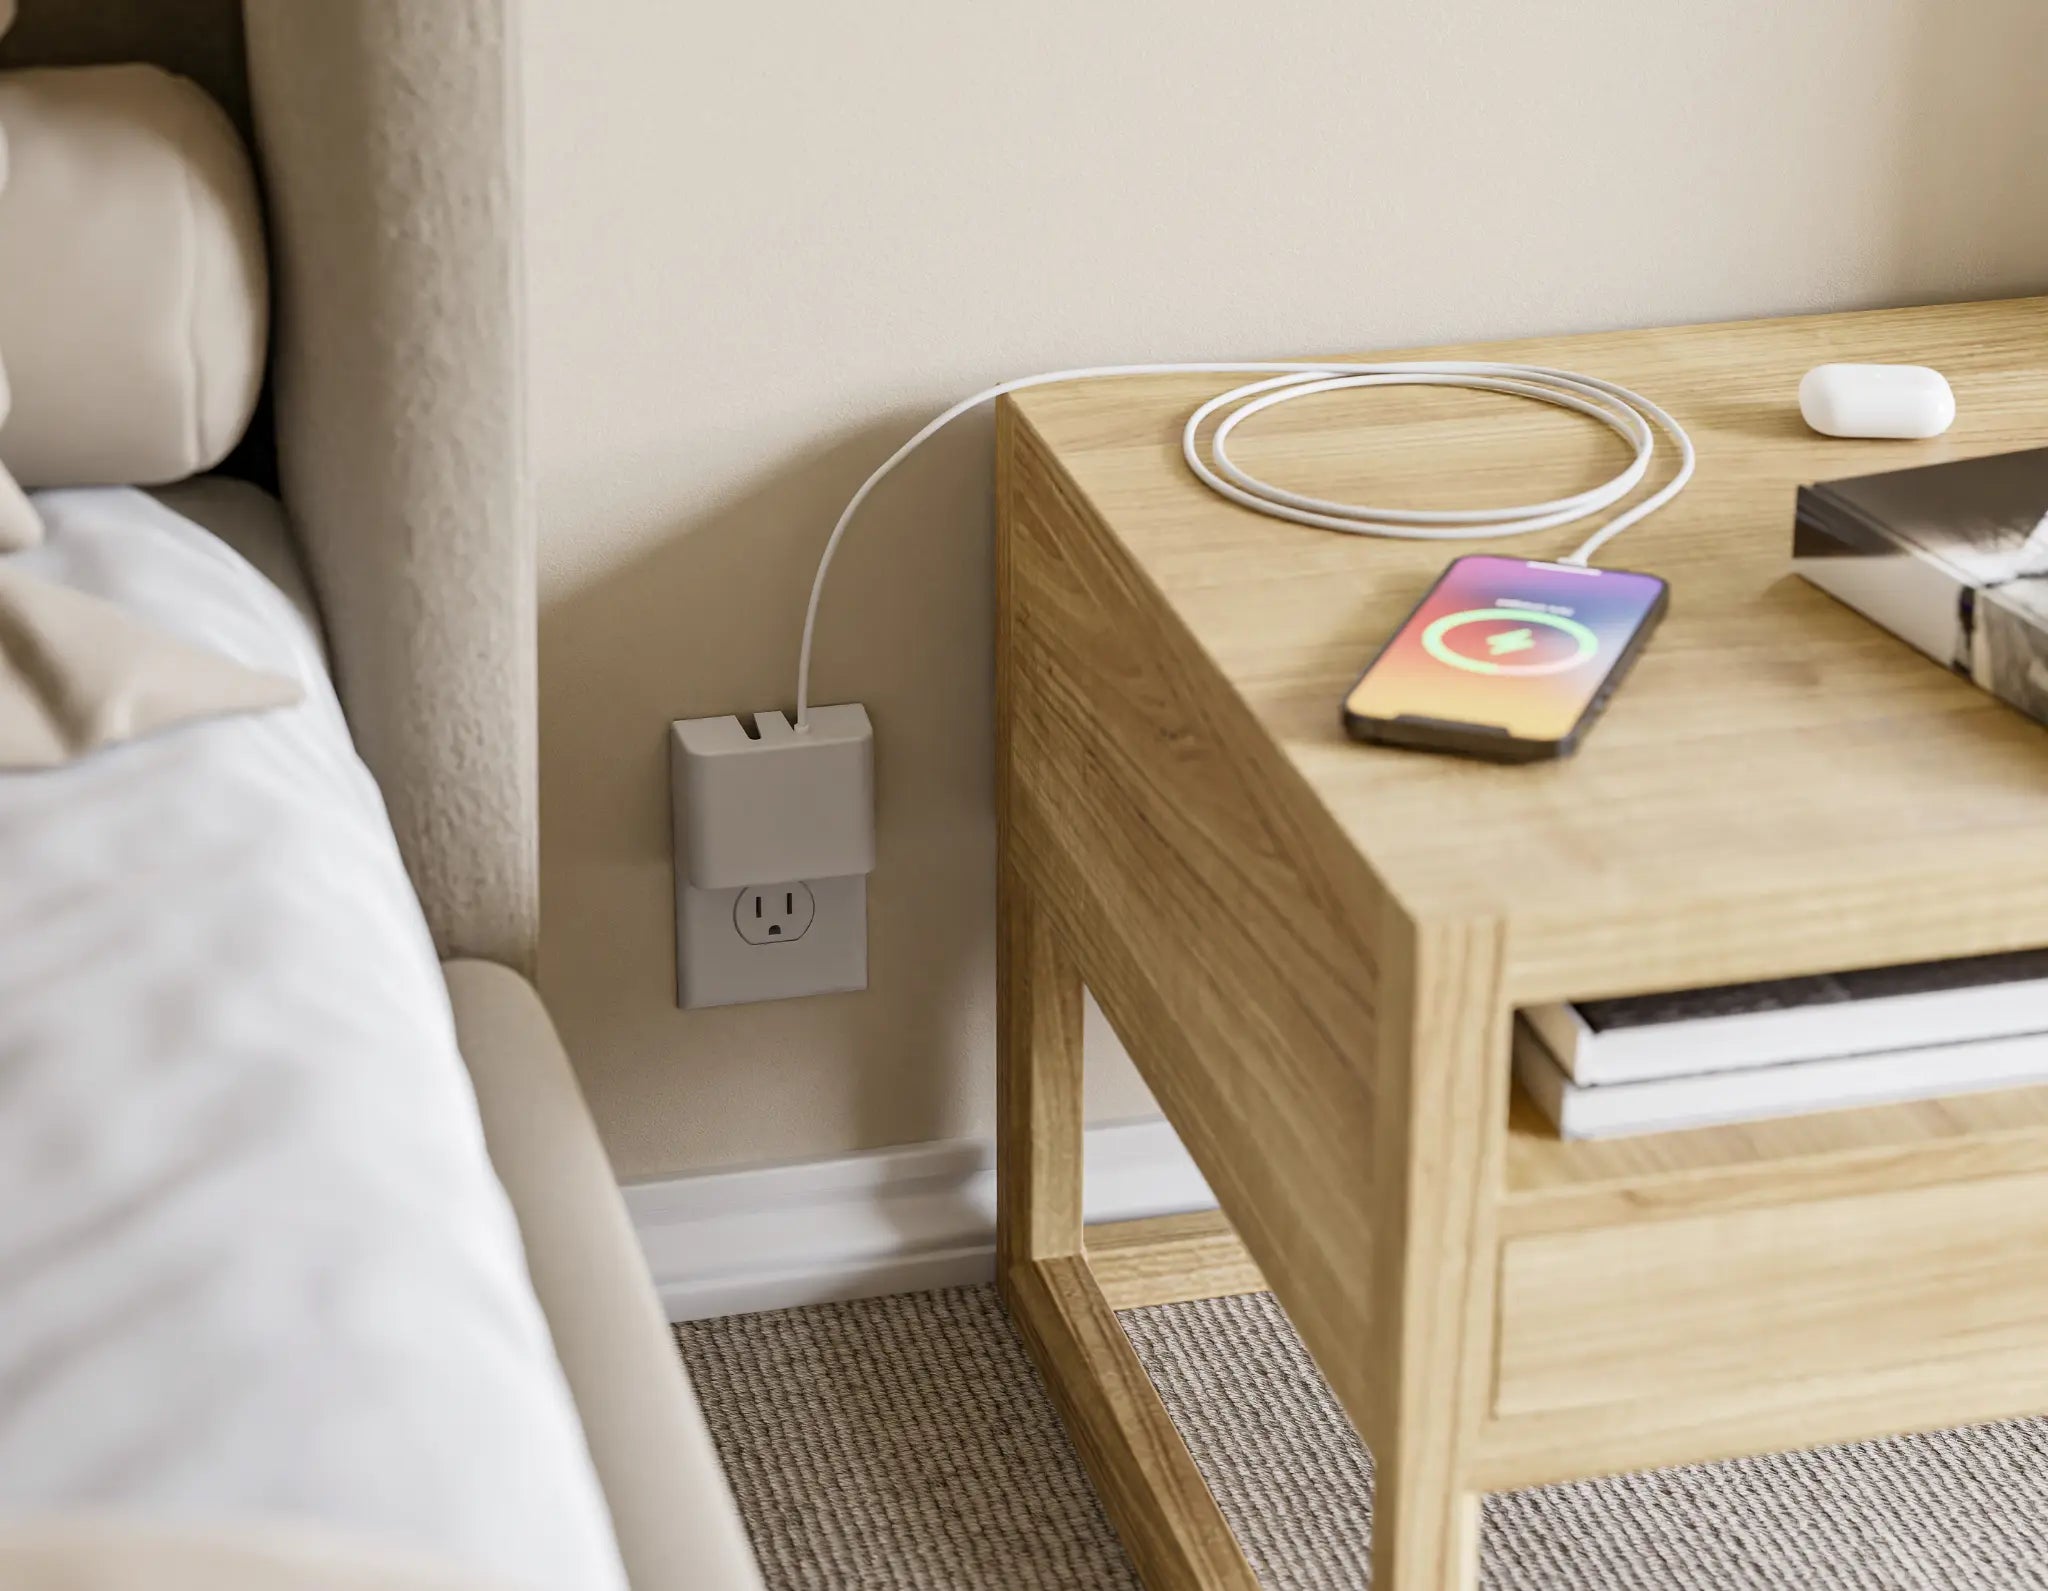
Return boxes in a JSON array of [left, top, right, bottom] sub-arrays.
[[676, 1285, 2048, 1589]]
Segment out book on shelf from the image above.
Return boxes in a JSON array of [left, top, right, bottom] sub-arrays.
[[1514, 1019, 2048, 1141], [1522, 949, 2048, 1087]]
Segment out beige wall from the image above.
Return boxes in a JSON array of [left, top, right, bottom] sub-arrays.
[[527, 0, 2048, 1183]]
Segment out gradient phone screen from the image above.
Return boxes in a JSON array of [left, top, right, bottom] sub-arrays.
[[1345, 556, 1666, 743]]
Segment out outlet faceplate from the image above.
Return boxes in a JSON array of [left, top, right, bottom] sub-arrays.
[[676, 874, 865, 1008], [670, 705, 874, 1010]]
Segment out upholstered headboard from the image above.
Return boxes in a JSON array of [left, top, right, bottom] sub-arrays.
[[0, 0, 537, 973]]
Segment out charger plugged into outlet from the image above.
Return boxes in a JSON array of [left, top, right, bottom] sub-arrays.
[[669, 704, 873, 1009]]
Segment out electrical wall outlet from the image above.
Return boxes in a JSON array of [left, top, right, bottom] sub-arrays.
[[735, 882, 816, 945], [670, 705, 873, 1009], [675, 874, 864, 1008]]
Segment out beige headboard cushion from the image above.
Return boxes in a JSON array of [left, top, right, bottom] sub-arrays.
[[242, 0, 535, 972], [0, 0, 537, 971]]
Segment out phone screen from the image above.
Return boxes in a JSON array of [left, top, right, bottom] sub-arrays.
[[1344, 556, 1666, 744]]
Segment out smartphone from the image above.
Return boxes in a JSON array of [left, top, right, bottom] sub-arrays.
[[1341, 555, 1668, 762]]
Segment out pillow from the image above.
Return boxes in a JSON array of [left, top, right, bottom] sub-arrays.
[[0, 0, 42, 551], [0, 63, 266, 489]]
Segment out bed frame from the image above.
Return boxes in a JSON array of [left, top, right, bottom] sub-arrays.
[[4, 0, 534, 970], [0, 7, 762, 1587]]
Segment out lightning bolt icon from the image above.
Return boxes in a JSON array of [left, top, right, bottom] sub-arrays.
[[1486, 627, 1536, 657]]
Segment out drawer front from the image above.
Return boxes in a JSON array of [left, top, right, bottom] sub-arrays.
[[1495, 1170, 2048, 1418]]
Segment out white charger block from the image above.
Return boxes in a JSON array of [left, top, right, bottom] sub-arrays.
[[1798, 364, 1955, 440], [670, 704, 874, 889]]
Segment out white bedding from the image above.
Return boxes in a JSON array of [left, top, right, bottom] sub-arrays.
[[0, 488, 626, 1590]]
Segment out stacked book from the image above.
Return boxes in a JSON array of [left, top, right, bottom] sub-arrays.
[[1515, 950, 2048, 1139], [1794, 445, 2048, 731]]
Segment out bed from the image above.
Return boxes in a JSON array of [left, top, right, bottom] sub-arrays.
[[0, 5, 762, 1589]]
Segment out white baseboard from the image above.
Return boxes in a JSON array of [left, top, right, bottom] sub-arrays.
[[625, 1116, 1215, 1322]]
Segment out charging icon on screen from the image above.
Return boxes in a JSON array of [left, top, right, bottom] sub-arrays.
[[1421, 608, 1599, 677]]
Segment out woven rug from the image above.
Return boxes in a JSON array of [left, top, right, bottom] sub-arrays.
[[676, 1285, 2048, 1589]]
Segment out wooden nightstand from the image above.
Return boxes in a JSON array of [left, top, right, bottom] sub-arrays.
[[992, 298, 2048, 1591]]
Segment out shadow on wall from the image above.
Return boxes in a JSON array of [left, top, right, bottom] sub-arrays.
[[1893, 4, 2048, 296], [539, 411, 1007, 1179]]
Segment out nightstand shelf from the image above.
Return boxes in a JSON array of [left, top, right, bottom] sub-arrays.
[[1504, 1076, 2048, 1228]]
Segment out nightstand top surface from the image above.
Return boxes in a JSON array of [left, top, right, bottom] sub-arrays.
[[1008, 298, 2048, 999]]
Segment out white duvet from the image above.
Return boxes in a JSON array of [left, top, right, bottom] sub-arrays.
[[0, 490, 626, 1590]]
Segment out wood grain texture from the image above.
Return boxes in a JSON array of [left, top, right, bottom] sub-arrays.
[[1001, 410, 1382, 1426], [1003, 1256, 1260, 1591], [1005, 297, 2048, 1005], [996, 299, 2048, 1590], [1365, 915, 1507, 1591], [995, 870, 1086, 1267], [1497, 1169, 2048, 1418], [1472, 1337, 2048, 1494], [1088, 1212, 1270, 1312], [995, 399, 1087, 1272], [1505, 1081, 2048, 1232]]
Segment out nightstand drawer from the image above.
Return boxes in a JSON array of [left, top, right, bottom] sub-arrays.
[[1494, 1170, 2048, 1419]]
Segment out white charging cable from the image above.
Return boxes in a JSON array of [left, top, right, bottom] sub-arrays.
[[793, 361, 1694, 729]]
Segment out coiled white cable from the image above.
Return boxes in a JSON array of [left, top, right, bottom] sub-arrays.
[[793, 361, 1693, 729]]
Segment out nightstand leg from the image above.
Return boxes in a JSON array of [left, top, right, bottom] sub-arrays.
[[995, 864, 1084, 1270], [1368, 917, 1508, 1591], [993, 858, 1261, 1591], [1374, 1474, 1480, 1591]]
